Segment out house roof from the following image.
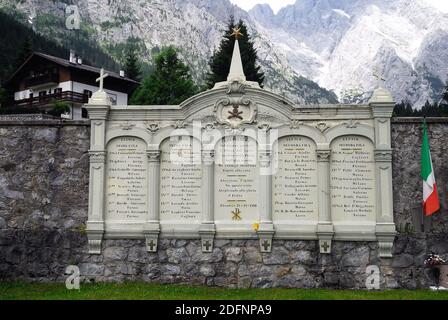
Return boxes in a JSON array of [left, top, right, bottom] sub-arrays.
[[7, 51, 140, 85]]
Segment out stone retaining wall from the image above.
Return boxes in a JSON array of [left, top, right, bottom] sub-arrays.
[[0, 119, 447, 289]]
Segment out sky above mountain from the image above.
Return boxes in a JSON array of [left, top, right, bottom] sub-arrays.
[[229, 0, 296, 14], [229, 0, 448, 14]]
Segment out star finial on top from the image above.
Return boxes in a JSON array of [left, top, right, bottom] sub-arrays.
[[230, 27, 244, 39]]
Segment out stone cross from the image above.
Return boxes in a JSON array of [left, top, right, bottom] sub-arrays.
[[321, 241, 330, 253], [373, 71, 386, 88], [96, 68, 109, 92], [147, 239, 156, 251], [262, 240, 270, 251], [203, 240, 212, 251]]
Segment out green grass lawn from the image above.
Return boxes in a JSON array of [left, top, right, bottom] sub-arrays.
[[1, 282, 448, 300]]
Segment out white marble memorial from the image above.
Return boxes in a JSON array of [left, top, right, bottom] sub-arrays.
[[85, 35, 396, 257]]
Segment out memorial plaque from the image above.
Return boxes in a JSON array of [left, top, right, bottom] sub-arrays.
[[86, 46, 397, 257], [214, 136, 259, 222], [330, 136, 375, 221], [160, 137, 202, 222], [273, 136, 318, 221], [105, 137, 148, 221]]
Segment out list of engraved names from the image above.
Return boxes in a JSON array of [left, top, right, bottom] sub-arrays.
[[273, 136, 318, 220], [106, 137, 148, 221], [160, 137, 202, 221], [331, 136, 375, 220]]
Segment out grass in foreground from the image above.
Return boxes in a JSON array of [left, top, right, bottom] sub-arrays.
[[1, 282, 448, 300]]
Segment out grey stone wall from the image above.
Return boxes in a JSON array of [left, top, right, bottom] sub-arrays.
[[0, 119, 447, 289]]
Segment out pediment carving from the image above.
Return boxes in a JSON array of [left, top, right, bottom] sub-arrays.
[[214, 81, 257, 129]]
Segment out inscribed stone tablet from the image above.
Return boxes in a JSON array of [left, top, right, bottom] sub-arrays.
[[273, 136, 318, 221], [330, 136, 375, 221], [160, 136, 202, 221], [214, 136, 259, 222], [105, 137, 148, 221]]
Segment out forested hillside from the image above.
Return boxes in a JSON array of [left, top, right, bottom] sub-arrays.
[[0, 10, 119, 84]]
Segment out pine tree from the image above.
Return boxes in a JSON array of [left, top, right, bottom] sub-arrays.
[[393, 102, 406, 117], [207, 17, 264, 88], [123, 46, 142, 82], [15, 36, 33, 68], [441, 82, 448, 106], [131, 47, 198, 105], [0, 86, 8, 108]]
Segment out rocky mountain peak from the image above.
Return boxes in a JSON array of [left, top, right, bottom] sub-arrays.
[[2, 0, 447, 107]]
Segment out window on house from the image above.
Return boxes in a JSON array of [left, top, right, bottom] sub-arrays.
[[82, 108, 88, 119], [108, 93, 117, 105], [38, 91, 47, 102], [83, 90, 92, 98]]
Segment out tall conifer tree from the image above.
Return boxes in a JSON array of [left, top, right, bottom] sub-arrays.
[[207, 17, 264, 88], [124, 46, 142, 82]]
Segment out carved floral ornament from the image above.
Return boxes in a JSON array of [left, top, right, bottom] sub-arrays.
[[119, 122, 136, 130], [89, 150, 106, 164], [289, 120, 332, 133], [147, 150, 161, 162], [343, 119, 360, 128], [258, 123, 271, 132], [145, 122, 160, 133], [316, 122, 330, 133], [227, 80, 246, 95], [374, 150, 393, 162], [290, 119, 304, 129], [173, 120, 186, 129], [317, 150, 331, 162], [201, 149, 215, 163], [202, 123, 216, 131]]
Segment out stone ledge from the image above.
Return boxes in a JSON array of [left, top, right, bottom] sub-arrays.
[[0, 120, 90, 126], [392, 117, 448, 123]]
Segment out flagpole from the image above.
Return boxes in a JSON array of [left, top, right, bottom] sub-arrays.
[[421, 116, 426, 232]]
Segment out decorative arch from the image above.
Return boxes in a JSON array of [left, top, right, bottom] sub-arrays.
[[325, 123, 375, 145], [105, 127, 151, 147], [275, 124, 326, 146]]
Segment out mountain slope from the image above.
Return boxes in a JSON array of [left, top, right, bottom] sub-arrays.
[[0, 10, 120, 88], [249, 0, 448, 106], [0, 0, 337, 104], [4, 0, 444, 107]]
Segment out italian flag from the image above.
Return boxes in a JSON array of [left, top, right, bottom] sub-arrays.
[[421, 121, 440, 216]]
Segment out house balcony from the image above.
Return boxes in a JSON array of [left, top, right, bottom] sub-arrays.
[[24, 73, 60, 88], [13, 91, 89, 108]]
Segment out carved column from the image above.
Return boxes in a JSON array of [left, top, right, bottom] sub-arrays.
[[144, 150, 161, 252], [87, 150, 106, 254], [85, 99, 109, 255], [199, 149, 216, 252], [257, 149, 275, 253], [371, 97, 396, 258], [316, 149, 334, 254], [374, 149, 395, 258]]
